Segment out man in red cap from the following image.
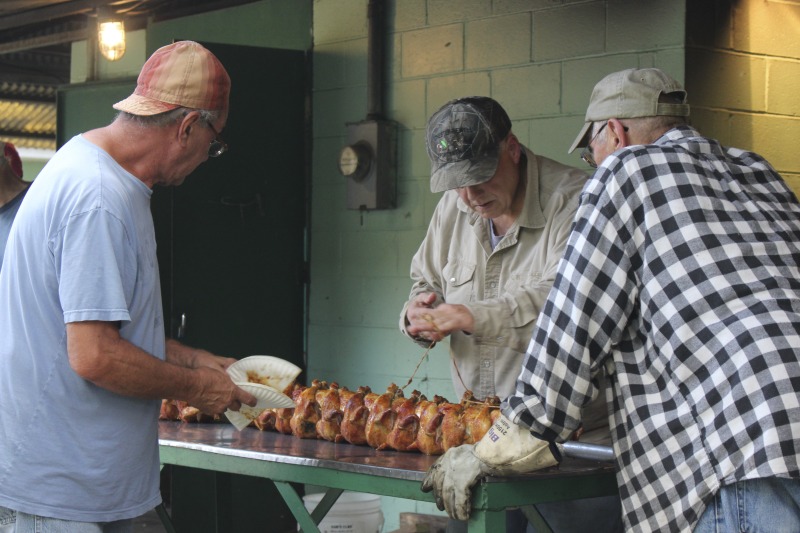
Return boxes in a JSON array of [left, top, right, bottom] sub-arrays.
[[0, 41, 256, 532], [0, 140, 28, 271]]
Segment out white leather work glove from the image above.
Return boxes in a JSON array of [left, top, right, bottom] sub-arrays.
[[421, 414, 562, 520]]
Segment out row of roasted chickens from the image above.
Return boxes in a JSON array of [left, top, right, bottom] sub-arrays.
[[160, 380, 501, 456]]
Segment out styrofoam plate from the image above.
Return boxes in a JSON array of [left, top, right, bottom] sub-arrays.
[[226, 355, 302, 393], [225, 381, 296, 431]]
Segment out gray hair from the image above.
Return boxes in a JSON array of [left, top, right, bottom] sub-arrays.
[[117, 108, 221, 127]]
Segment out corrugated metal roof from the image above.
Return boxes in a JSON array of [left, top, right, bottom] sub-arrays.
[[0, 82, 57, 150]]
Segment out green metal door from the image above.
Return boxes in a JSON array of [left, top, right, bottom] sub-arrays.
[[152, 42, 308, 533]]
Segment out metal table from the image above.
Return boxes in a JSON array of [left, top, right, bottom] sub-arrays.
[[158, 421, 617, 533]]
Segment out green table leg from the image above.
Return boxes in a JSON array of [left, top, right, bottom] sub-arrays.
[[521, 505, 554, 533], [468, 508, 507, 533], [273, 481, 346, 533]]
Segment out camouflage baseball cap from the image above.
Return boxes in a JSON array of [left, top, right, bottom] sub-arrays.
[[568, 68, 690, 154], [426, 97, 512, 193]]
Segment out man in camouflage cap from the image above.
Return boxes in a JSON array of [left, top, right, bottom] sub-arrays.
[[404, 96, 622, 532]]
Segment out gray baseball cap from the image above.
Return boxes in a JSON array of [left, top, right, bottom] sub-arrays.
[[426, 96, 512, 193], [568, 68, 690, 154]]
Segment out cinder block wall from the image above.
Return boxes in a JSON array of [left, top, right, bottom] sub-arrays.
[[309, 0, 686, 526], [687, 0, 800, 191]]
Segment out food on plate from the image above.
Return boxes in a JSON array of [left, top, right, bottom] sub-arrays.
[[226, 355, 302, 394]]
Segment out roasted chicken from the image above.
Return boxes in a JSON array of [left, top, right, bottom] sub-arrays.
[[161, 380, 506, 456]]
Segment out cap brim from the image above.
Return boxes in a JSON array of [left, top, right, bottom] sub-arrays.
[[430, 155, 499, 193], [113, 94, 181, 116], [568, 121, 592, 154]]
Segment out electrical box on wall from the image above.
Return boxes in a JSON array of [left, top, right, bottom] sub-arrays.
[[338, 119, 397, 210]]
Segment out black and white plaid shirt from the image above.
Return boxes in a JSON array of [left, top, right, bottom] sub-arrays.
[[504, 126, 800, 532]]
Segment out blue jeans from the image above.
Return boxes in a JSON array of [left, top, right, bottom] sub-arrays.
[[0, 507, 132, 533], [694, 477, 800, 533]]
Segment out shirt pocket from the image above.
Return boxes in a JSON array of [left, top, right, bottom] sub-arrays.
[[503, 271, 544, 327], [443, 261, 476, 303]]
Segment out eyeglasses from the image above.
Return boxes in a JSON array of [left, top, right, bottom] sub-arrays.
[[204, 120, 228, 158], [580, 122, 607, 168]]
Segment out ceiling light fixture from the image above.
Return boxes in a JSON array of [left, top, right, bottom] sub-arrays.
[[97, 8, 126, 61]]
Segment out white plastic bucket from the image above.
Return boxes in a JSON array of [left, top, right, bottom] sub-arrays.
[[301, 491, 384, 533]]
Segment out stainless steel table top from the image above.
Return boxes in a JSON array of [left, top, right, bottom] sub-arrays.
[[158, 421, 615, 483]]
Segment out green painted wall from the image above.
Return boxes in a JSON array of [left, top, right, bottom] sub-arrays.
[[309, 1, 686, 526]]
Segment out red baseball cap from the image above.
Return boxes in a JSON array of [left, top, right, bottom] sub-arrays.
[[113, 41, 230, 116], [1, 141, 23, 179]]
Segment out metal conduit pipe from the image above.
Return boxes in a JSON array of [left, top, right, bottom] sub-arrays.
[[366, 0, 386, 120]]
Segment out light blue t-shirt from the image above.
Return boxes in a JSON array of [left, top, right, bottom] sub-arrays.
[[0, 135, 165, 522]]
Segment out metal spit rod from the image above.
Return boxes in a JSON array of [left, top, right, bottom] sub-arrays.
[[561, 441, 615, 462]]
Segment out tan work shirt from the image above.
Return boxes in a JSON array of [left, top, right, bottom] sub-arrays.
[[401, 148, 587, 401]]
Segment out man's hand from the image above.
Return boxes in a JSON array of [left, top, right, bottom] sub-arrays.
[[421, 415, 562, 520], [406, 293, 474, 342], [186, 366, 257, 415]]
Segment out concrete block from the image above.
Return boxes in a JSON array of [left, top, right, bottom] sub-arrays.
[[651, 48, 685, 79], [607, 0, 685, 52], [768, 59, 800, 117], [466, 14, 532, 69], [342, 231, 401, 275], [685, 48, 767, 113], [561, 55, 640, 116], [313, 86, 369, 138], [533, 2, 606, 61], [493, 0, 559, 14], [492, 63, 561, 118], [310, 179, 349, 233], [362, 276, 415, 327], [783, 173, 800, 199], [313, 0, 367, 44], [732, 1, 800, 59], [313, 40, 368, 90], [391, 0, 426, 31], [388, 79, 427, 129], [729, 113, 800, 174], [402, 24, 464, 77], [392, 175, 428, 230], [689, 107, 733, 148], [427, 72, 491, 113], [529, 115, 594, 166], [429, 0, 492, 24], [405, 129, 434, 179]]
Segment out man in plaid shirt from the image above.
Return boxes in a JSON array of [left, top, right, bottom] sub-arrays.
[[422, 68, 800, 532]]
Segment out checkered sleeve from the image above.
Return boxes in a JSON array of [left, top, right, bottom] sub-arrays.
[[505, 164, 637, 442]]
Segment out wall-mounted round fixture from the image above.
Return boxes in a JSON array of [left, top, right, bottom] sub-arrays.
[[338, 141, 372, 182], [97, 8, 126, 61]]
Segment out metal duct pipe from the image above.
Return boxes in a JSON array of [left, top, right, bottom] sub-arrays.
[[366, 0, 386, 120]]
